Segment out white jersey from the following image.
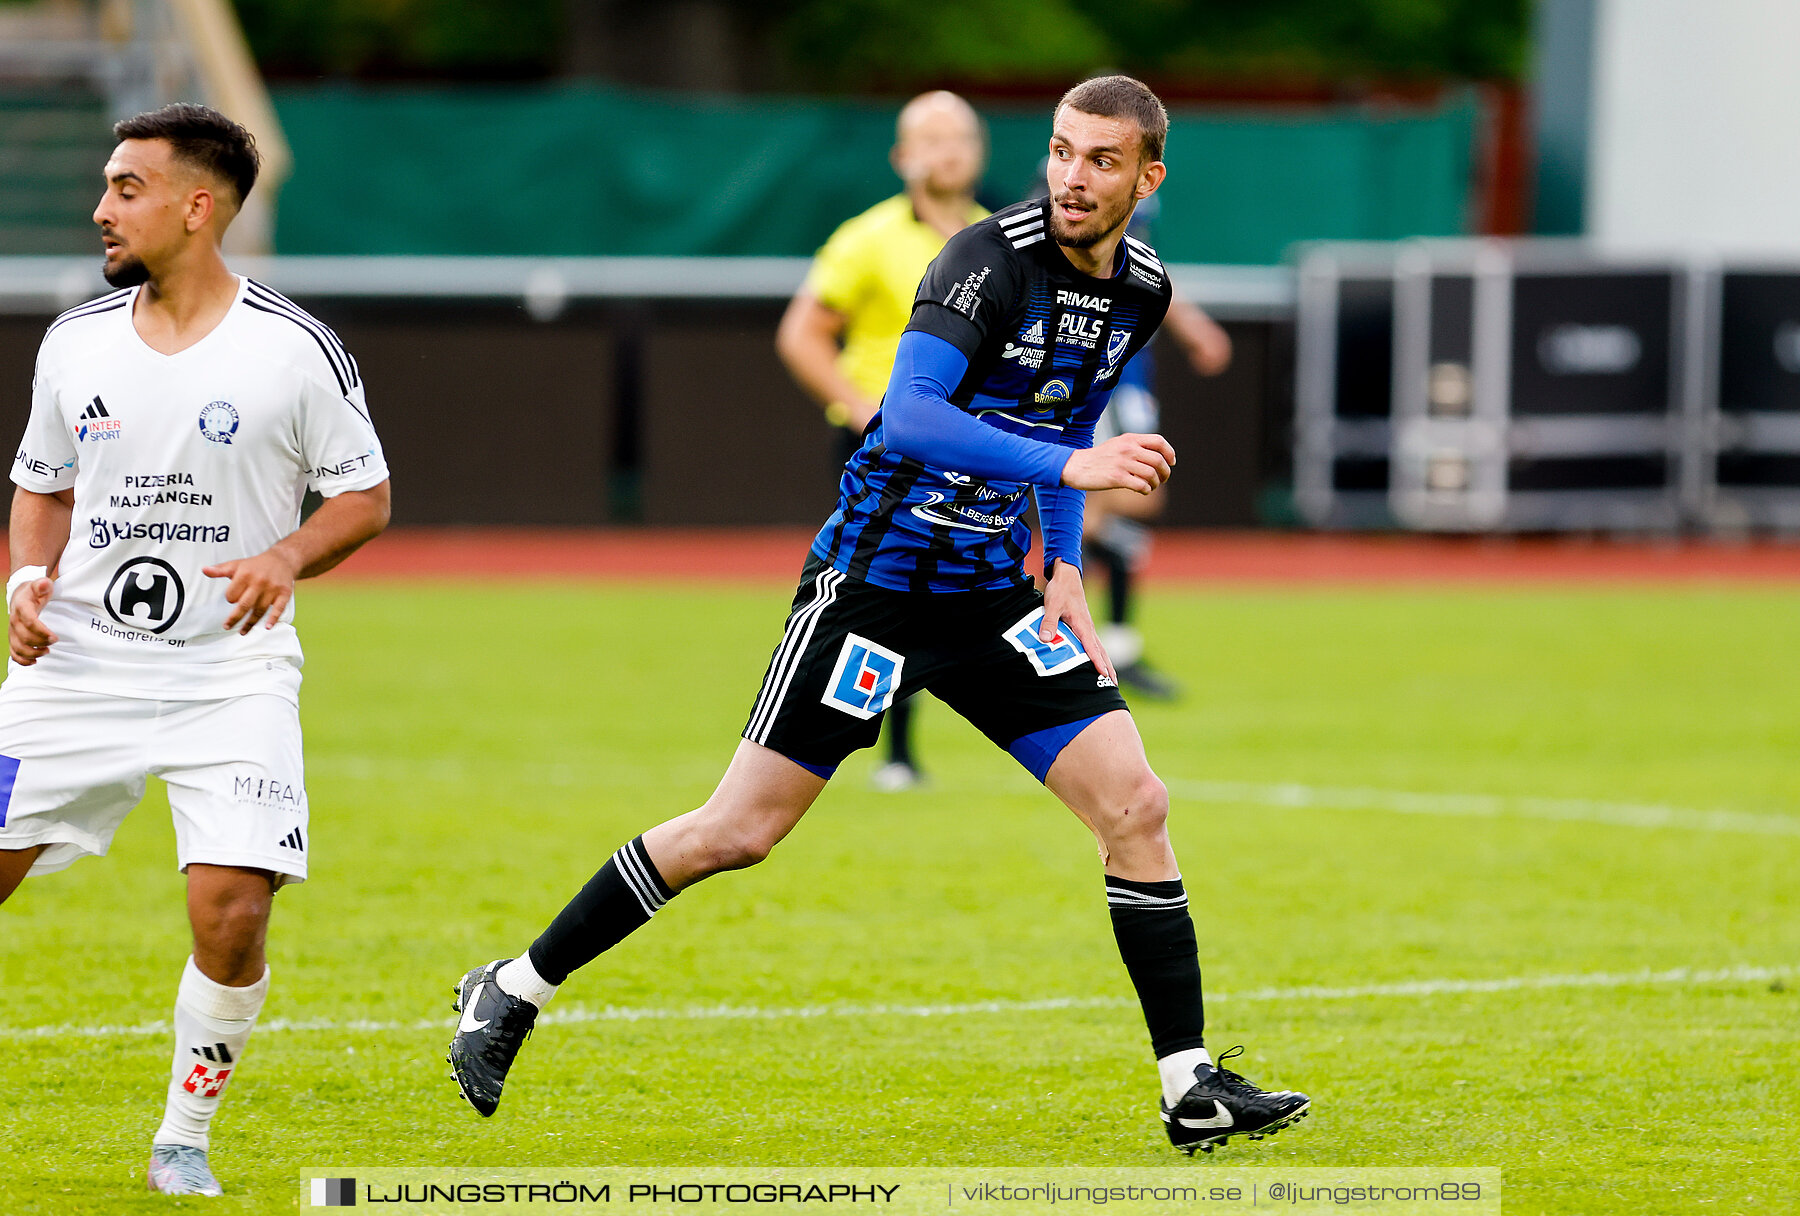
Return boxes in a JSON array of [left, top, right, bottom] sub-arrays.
[[8, 276, 388, 702]]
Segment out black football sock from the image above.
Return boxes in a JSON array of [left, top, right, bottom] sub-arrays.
[[1083, 538, 1134, 626], [1107, 553, 1133, 625], [528, 835, 674, 985], [885, 696, 916, 767], [1092, 517, 1151, 626], [1106, 874, 1206, 1057]]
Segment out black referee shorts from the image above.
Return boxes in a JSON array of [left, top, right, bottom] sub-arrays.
[[742, 553, 1128, 781]]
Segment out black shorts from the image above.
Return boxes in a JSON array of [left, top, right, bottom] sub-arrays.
[[743, 554, 1128, 780]]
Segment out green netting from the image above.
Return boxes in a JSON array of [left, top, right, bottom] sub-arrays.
[[271, 83, 1474, 263]]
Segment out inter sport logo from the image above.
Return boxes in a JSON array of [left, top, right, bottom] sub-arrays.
[[103, 557, 185, 634], [76, 395, 121, 443]]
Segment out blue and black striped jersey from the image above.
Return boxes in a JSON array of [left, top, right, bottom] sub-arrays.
[[810, 197, 1173, 592]]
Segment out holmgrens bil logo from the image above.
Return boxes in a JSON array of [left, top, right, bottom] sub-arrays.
[[197, 400, 239, 445], [104, 556, 185, 634]]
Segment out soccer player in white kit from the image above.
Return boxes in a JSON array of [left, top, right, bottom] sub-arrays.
[[1, 104, 390, 1196]]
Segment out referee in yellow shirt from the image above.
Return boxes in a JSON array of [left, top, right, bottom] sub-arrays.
[[776, 90, 987, 792]]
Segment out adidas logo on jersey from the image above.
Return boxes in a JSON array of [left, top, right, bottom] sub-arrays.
[[75, 395, 122, 443], [276, 827, 306, 851], [1017, 319, 1045, 345]]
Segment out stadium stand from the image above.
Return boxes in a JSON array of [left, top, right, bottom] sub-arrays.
[[0, 0, 287, 254]]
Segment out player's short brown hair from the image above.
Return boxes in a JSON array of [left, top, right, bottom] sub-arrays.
[[114, 103, 260, 204], [1056, 75, 1168, 164]]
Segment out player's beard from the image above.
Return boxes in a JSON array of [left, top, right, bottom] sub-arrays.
[[1048, 193, 1133, 250], [102, 252, 151, 288]]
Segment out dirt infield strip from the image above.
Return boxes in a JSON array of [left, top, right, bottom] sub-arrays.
[[324, 527, 1800, 585]]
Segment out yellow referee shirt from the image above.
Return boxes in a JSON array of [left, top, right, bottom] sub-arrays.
[[804, 193, 989, 404]]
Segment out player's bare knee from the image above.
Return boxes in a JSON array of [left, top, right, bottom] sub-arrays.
[[1096, 771, 1169, 842], [196, 893, 269, 944], [684, 801, 784, 873], [712, 820, 782, 871]]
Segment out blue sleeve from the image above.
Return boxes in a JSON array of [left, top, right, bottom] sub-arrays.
[[1036, 484, 1086, 570], [880, 330, 1072, 486], [1034, 405, 1100, 570]]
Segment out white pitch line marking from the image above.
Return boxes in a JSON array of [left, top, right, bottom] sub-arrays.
[[4, 964, 1790, 1042], [310, 755, 1800, 838], [1166, 779, 1800, 837]]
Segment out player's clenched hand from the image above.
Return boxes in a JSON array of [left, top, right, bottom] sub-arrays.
[[8, 576, 57, 665], [1040, 561, 1116, 684], [204, 548, 302, 635], [1060, 433, 1176, 495]]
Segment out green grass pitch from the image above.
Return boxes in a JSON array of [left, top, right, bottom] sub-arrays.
[[1, 580, 1795, 1213]]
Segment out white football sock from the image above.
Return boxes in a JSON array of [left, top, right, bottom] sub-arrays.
[[1158, 1046, 1213, 1107], [496, 953, 558, 1010], [154, 957, 269, 1150], [1099, 623, 1145, 668]]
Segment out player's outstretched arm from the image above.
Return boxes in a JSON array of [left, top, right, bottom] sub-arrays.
[[7, 486, 72, 665], [204, 480, 391, 635], [882, 331, 1072, 484], [1060, 433, 1177, 494]]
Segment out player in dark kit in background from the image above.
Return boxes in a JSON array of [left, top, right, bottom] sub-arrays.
[[447, 76, 1310, 1154]]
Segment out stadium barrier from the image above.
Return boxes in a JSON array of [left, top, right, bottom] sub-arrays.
[[0, 255, 1294, 528], [265, 85, 1477, 265], [1295, 239, 1800, 533]]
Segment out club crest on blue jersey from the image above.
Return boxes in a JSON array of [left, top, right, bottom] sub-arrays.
[[1004, 608, 1091, 676], [822, 633, 905, 719], [1100, 328, 1134, 380], [198, 400, 239, 445]]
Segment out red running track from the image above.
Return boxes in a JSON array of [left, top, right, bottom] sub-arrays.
[[312, 527, 1800, 585]]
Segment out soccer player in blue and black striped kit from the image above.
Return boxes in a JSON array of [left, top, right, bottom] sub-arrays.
[[447, 75, 1310, 1153]]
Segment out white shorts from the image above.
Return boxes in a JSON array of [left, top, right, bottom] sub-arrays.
[[1095, 383, 1161, 444], [0, 686, 308, 883]]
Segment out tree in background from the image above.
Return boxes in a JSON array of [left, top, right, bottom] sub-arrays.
[[234, 0, 561, 79], [773, 0, 1528, 90], [231, 0, 1527, 88]]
